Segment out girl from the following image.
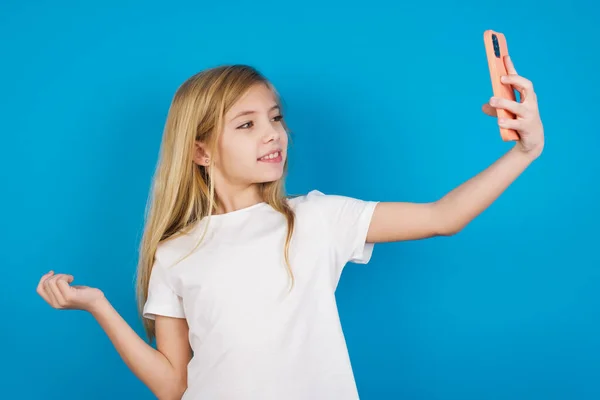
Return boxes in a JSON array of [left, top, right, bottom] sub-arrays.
[[37, 56, 544, 400]]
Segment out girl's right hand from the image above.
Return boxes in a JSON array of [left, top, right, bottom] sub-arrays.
[[36, 271, 105, 312]]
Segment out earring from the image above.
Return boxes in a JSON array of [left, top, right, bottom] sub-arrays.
[[205, 157, 210, 165]]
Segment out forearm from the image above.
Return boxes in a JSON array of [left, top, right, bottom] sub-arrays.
[[434, 145, 536, 235], [89, 298, 185, 400]]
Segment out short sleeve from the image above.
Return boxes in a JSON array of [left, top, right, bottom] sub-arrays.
[[142, 257, 186, 320], [308, 190, 379, 265]]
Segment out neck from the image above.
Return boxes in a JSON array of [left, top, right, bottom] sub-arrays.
[[212, 182, 263, 215]]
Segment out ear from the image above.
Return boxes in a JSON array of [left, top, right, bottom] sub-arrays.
[[193, 141, 212, 167]]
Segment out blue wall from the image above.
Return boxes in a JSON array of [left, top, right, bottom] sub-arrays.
[[2, 1, 598, 399]]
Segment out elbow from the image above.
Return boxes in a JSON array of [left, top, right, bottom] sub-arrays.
[[436, 221, 464, 237], [172, 383, 188, 400], [431, 203, 464, 237], [440, 228, 460, 237], [156, 379, 187, 400], [157, 387, 186, 400]]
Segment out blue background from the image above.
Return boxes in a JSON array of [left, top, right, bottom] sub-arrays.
[[2, 0, 598, 399]]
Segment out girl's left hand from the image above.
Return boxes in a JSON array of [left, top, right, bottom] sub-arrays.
[[482, 55, 545, 159]]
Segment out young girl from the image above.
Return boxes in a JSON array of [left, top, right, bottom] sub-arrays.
[[36, 56, 544, 400]]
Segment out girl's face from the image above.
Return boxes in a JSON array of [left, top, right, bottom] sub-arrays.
[[197, 82, 288, 189]]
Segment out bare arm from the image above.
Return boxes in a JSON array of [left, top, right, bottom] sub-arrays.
[[37, 272, 191, 400], [366, 55, 544, 243], [90, 299, 191, 400], [367, 146, 536, 242]]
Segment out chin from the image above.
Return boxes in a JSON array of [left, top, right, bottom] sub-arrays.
[[256, 172, 284, 184], [254, 159, 286, 184]]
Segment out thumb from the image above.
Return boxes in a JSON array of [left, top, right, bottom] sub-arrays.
[[482, 103, 497, 117], [58, 274, 75, 284], [41, 270, 54, 280]]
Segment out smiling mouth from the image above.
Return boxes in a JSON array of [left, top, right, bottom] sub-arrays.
[[258, 151, 282, 163]]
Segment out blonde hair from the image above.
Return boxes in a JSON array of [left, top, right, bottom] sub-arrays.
[[135, 65, 296, 342]]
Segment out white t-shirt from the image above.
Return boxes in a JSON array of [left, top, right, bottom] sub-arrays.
[[143, 190, 379, 399]]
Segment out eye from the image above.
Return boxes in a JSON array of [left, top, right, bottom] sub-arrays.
[[236, 115, 283, 130], [236, 121, 253, 129]]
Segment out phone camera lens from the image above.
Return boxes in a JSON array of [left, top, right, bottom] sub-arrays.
[[491, 34, 501, 57]]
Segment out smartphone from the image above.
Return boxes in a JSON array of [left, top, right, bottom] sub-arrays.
[[483, 30, 519, 141]]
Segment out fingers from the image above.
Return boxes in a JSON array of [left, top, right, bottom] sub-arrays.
[[500, 74, 535, 101], [56, 279, 74, 304], [43, 274, 62, 307], [500, 56, 537, 104], [498, 117, 523, 131], [489, 96, 528, 118], [504, 55, 518, 75], [36, 271, 54, 304], [37, 272, 74, 309], [48, 276, 67, 307]]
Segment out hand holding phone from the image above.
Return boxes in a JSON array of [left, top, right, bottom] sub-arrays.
[[484, 30, 520, 141]]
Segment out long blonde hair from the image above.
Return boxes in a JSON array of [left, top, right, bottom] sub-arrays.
[[135, 65, 296, 342]]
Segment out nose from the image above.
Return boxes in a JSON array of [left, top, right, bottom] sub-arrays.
[[262, 124, 281, 143]]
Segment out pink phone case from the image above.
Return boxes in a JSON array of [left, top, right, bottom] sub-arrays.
[[484, 30, 519, 142]]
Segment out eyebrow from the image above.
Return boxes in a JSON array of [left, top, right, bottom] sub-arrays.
[[229, 105, 280, 122]]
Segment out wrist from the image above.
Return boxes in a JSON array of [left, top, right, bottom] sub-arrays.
[[87, 294, 110, 316], [514, 141, 544, 161], [513, 144, 542, 162]]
